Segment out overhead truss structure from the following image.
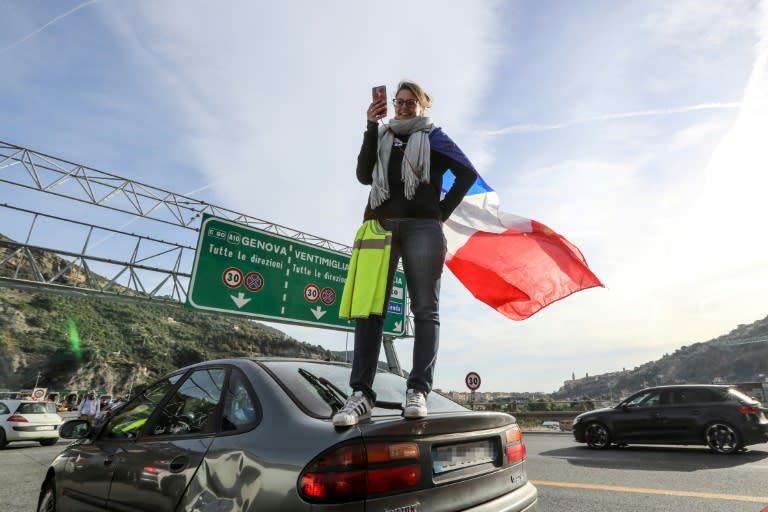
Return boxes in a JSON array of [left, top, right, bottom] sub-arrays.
[[0, 140, 411, 369], [0, 140, 353, 248], [0, 140, 350, 301]]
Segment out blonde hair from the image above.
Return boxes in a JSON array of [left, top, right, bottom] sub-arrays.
[[396, 80, 432, 109]]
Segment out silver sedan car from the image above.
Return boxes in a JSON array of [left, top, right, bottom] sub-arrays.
[[38, 357, 537, 511]]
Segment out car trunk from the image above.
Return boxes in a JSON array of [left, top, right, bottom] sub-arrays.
[[14, 402, 61, 430], [357, 411, 529, 511]]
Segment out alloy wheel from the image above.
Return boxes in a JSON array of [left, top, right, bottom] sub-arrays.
[[705, 423, 740, 454], [585, 422, 611, 449]]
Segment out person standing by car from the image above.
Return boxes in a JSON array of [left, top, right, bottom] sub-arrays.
[[333, 80, 478, 427], [77, 390, 100, 424]]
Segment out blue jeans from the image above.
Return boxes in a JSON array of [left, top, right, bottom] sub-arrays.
[[349, 218, 446, 403]]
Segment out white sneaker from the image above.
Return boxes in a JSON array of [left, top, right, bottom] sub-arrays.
[[404, 389, 427, 419], [332, 391, 372, 427]]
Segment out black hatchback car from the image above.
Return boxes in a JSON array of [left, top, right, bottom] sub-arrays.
[[572, 384, 768, 454], [38, 357, 537, 511]]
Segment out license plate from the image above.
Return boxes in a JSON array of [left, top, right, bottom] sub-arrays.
[[35, 425, 55, 431], [432, 439, 497, 474]]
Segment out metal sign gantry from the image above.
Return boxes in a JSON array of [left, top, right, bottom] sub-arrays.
[[0, 140, 410, 374]]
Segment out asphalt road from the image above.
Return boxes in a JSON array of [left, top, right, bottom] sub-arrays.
[[526, 432, 768, 512], [0, 437, 70, 510], [3, 431, 768, 511]]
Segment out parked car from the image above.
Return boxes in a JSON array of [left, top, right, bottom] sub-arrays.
[[572, 384, 768, 454], [62, 393, 80, 411], [0, 399, 63, 448], [37, 357, 537, 511]]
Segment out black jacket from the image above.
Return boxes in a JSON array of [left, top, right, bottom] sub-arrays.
[[356, 121, 477, 222]]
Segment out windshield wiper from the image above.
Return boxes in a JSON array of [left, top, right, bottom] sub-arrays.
[[375, 400, 404, 411], [298, 368, 346, 410], [297, 368, 404, 412]]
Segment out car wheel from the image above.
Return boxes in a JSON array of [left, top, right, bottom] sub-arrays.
[[40, 438, 58, 447], [705, 422, 740, 454], [584, 422, 611, 449], [0, 428, 8, 449], [38, 479, 56, 512]]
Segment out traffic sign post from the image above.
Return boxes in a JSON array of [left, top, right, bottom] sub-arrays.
[[465, 371, 481, 411], [465, 371, 481, 391], [186, 215, 407, 336]]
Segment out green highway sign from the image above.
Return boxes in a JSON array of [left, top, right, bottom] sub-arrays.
[[186, 215, 407, 337]]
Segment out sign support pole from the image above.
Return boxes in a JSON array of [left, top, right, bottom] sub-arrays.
[[382, 336, 403, 376], [465, 371, 481, 410]]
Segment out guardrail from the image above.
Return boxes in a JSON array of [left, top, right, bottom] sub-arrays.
[[508, 411, 581, 431]]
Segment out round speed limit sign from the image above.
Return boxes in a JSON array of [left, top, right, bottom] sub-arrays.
[[465, 371, 481, 391], [222, 267, 243, 289]]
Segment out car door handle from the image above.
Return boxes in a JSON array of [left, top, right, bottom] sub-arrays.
[[169, 456, 189, 473], [651, 412, 662, 419], [691, 409, 701, 415]]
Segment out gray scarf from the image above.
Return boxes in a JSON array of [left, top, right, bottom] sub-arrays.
[[369, 116, 433, 209]]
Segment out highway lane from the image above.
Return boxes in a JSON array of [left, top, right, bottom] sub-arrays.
[[0, 438, 70, 511], [525, 432, 768, 511], [3, 431, 767, 511]]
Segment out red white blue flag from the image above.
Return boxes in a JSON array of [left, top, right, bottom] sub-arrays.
[[441, 171, 603, 320], [429, 127, 602, 320]]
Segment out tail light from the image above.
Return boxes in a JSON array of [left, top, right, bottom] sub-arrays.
[[739, 405, 760, 415], [505, 425, 527, 464], [7, 415, 28, 423], [299, 442, 420, 503]]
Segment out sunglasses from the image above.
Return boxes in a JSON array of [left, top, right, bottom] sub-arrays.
[[392, 99, 418, 107]]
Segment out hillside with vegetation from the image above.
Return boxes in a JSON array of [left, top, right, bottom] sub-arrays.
[[2, 233, 766, 402], [553, 315, 768, 401], [0, 287, 340, 396], [1, 231, 344, 397]]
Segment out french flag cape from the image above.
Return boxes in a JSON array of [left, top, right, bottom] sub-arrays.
[[430, 127, 603, 320]]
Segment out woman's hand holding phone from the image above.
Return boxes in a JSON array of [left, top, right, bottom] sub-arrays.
[[368, 85, 387, 122]]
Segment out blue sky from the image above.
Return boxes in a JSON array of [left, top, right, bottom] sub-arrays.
[[2, 1, 767, 394]]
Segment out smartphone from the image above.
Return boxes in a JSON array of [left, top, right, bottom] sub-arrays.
[[372, 85, 387, 117], [372, 85, 387, 104]]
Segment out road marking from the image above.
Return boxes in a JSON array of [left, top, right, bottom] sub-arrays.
[[531, 480, 768, 504]]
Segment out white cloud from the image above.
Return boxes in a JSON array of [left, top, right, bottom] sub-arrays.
[[104, 0, 768, 393], [99, 1, 505, 245], [2, 1, 766, 394]]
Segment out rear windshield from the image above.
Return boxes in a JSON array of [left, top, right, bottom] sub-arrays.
[[262, 360, 467, 418], [18, 402, 51, 414], [728, 388, 758, 403]]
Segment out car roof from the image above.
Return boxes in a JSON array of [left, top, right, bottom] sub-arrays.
[[174, 357, 352, 373], [639, 384, 731, 391], [1, 399, 54, 407]]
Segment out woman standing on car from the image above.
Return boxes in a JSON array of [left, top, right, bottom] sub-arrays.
[[333, 80, 478, 427]]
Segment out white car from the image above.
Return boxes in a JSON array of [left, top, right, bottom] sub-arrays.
[[0, 399, 63, 448]]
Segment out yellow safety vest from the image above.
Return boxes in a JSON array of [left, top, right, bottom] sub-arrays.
[[339, 220, 392, 319]]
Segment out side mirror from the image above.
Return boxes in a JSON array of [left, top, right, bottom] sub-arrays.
[[59, 419, 92, 439]]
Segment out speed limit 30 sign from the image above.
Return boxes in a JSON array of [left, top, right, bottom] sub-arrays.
[[465, 371, 481, 391]]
